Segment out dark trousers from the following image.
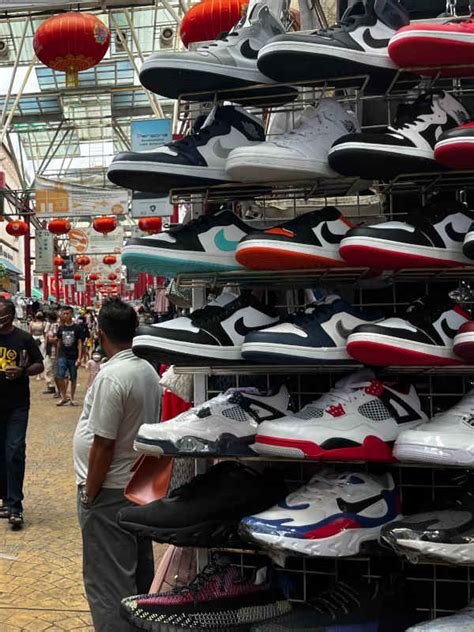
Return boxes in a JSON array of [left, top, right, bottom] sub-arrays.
[[0, 406, 29, 514], [77, 487, 154, 632]]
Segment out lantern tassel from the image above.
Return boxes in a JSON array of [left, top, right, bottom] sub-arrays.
[[66, 67, 79, 88]]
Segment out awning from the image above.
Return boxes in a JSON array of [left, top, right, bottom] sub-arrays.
[[0, 257, 22, 275]]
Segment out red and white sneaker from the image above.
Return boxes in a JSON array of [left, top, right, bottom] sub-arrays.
[[435, 123, 474, 170], [347, 296, 471, 366], [454, 321, 474, 363], [389, 18, 474, 77], [253, 370, 427, 462]]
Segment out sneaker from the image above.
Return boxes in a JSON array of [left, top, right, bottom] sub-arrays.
[[240, 469, 400, 557], [339, 200, 474, 268], [394, 390, 474, 466], [435, 123, 474, 171], [121, 556, 292, 631], [132, 292, 279, 363], [134, 384, 291, 457], [347, 295, 471, 366], [8, 513, 24, 530], [257, 0, 409, 91], [464, 222, 474, 259], [241, 294, 383, 364], [56, 398, 70, 407], [122, 210, 256, 276], [138, 2, 297, 105], [226, 100, 361, 183], [454, 321, 474, 363], [117, 461, 287, 547], [389, 17, 474, 77], [107, 105, 264, 194], [406, 600, 474, 631], [236, 207, 352, 270], [253, 370, 427, 462], [328, 91, 470, 180]]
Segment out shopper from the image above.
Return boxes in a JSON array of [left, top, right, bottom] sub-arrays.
[[43, 311, 59, 396], [56, 306, 83, 407], [0, 299, 44, 528], [74, 297, 160, 632], [29, 311, 46, 381], [85, 350, 102, 390]]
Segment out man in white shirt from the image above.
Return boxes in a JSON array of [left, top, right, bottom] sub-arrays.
[[73, 298, 161, 632]]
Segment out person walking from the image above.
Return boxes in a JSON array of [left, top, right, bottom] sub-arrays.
[[29, 311, 46, 381], [56, 306, 83, 407], [43, 311, 59, 396], [0, 299, 44, 529], [73, 298, 160, 632]]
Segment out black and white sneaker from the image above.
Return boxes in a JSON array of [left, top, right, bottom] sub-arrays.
[[328, 91, 470, 180], [257, 0, 409, 91], [347, 294, 471, 366], [132, 292, 279, 363], [107, 106, 264, 194], [464, 222, 474, 259], [139, 2, 297, 105], [122, 210, 256, 276], [340, 200, 474, 268]]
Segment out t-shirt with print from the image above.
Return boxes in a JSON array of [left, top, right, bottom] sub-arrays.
[[57, 324, 82, 360], [0, 327, 44, 410]]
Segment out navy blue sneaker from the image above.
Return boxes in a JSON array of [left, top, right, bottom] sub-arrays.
[[241, 295, 383, 364]]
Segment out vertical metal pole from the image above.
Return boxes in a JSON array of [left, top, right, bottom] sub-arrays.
[[54, 266, 60, 303], [24, 213, 31, 298], [42, 273, 48, 302]]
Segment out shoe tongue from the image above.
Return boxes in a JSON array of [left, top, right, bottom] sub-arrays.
[[334, 368, 376, 390], [201, 106, 219, 129], [341, 0, 368, 20]]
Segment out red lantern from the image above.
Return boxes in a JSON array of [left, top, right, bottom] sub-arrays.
[[33, 12, 110, 87], [108, 273, 118, 281], [180, 0, 247, 48], [74, 273, 81, 281], [138, 217, 162, 234], [76, 255, 90, 267], [6, 220, 28, 237], [109, 282, 117, 290], [103, 255, 117, 265], [48, 218, 71, 235], [93, 216, 117, 235], [89, 273, 99, 281], [54, 255, 65, 267]]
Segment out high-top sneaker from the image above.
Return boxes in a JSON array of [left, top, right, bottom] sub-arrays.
[[328, 91, 470, 180], [226, 99, 361, 182], [435, 123, 474, 171], [464, 222, 474, 259], [454, 321, 474, 363], [339, 200, 474, 268], [107, 106, 264, 194], [347, 294, 472, 366], [138, 2, 298, 105], [257, 0, 409, 91]]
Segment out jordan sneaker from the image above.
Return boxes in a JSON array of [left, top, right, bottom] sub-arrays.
[[389, 17, 474, 78], [464, 222, 474, 259], [328, 91, 470, 180], [406, 601, 474, 631], [339, 200, 474, 268], [133, 292, 279, 363], [253, 370, 427, 462], [121, 556, 292, 631], [241, 294, 383, 363], [134, 384, 291, 457], [236, 207, 352, 270], [226, 99, 360, 183], [435, 122, 474, 172], [347, 295, 471, 366], [240, 470, 400, 557], [107, 105, 264, 194], [394, 390, 474, 466], [454, 321, 474, 363], [257, 0, 409, 91], [138, 2, 297, 105], [122, 210, 256, 276]]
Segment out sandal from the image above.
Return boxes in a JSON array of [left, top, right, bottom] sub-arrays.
[[8, 513, 24, 530]]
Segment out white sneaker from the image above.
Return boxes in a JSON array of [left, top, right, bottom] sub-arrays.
[[394, 390, 474, 466], [226, 99, 360, 182], [406, 600, 474, 631], [134, 385, 290, 457]]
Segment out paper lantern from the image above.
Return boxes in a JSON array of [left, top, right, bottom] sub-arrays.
[[108, 273, 117, 281], [6, 220, 28, 237], [89, 273, 99, 281], [48, 218, 71, 235], [109, 282, 117, 289], [93, 216, 117, 235], [138, 217, 162, 234], [74, 273, 81, 281], [180, 0, 247, 48], [103, 255, 117, 265], [76, 255, 90, 267], [54, 255, 65, 267], [33, 12, 110, 87]]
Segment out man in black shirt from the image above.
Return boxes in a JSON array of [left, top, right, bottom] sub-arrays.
[[56, 306, 83, 407], [0, 299, 43, 529]]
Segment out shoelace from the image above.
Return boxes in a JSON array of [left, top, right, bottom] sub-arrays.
[[286, 471, 359, 505], [190, 296, 249, 327], [390, 97, 433, 131], [309, 581, 362, 617], [272, 113, 324, 147], [168, 213, 217, 237], [169, 559, 229, 597]]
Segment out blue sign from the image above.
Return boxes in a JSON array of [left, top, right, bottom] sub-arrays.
[[131, 119, 172, 152]]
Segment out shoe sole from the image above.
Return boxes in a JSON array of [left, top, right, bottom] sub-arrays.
[[134, 433, 257, 457], [435, 138, 474, 170], [394, 441, 474, 466], [346, 333, 462, 366], [339, 237, 472, 268], [241, 341, 351, 364], [226, 152, 337, 182], [382, 536, 474, 565], [236, 241, 345, 270], [464, 234, 474, 259], [454, 332, 474, 363], [132, 335, 242, 363], [253, 434, 395, 462]]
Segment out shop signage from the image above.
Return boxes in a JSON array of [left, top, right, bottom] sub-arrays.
[[68, 226, 124, 255], [131, 192, 173, 218], [75, 272, 86, 293], [131, 119, 172, 152], [34, 229, 55, 273], [61, 256, 75, 286]]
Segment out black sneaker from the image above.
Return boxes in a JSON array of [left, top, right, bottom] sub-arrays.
[[464, 222, 474, 259], [107, 106, 264, 194], [328, 91, 470, 180], [117, 461, 287, 547], [9, 513, 24, 530], [132, 292, 279, 363], [257, 0, 409, 91]]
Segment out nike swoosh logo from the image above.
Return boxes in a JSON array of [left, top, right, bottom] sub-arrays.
[[213, 139, 235, 159], [335, 320, 354, 339], [240, 40, 260, 59], [321, 222, 346, 245], [234, 317, 267, 336], [214, 229, 240, 252], [445, 222, 467, 242], [362, 28, 389, 49], [441, 319, 459, 340], [337, 493, 384, 514]]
